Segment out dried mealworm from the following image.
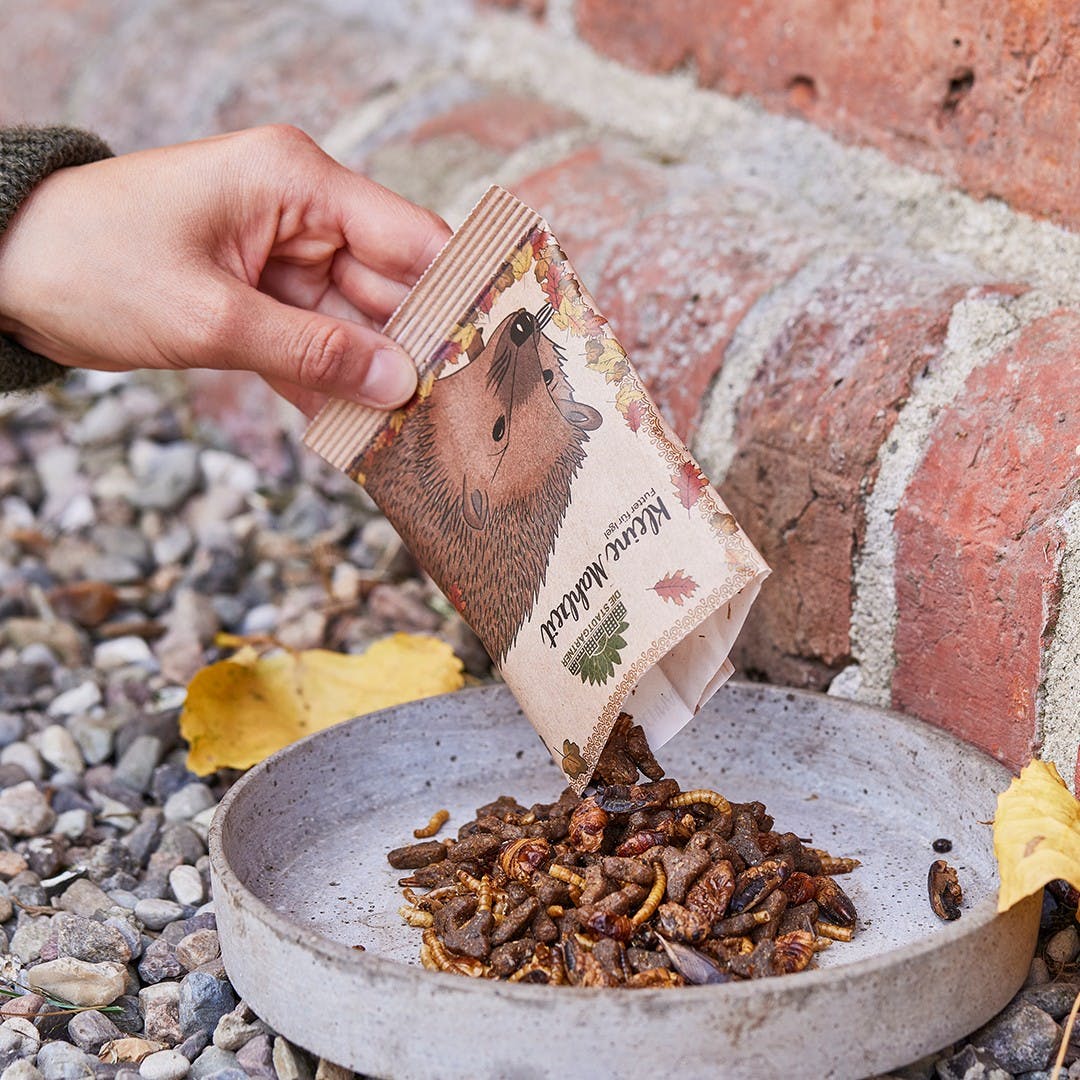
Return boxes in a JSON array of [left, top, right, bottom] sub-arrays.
[[414, 809, 451, 838]]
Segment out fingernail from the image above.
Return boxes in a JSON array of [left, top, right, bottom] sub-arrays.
[[357, 346, 417, 407]]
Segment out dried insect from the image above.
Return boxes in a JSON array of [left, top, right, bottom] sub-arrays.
[[928, 859, 963, 921], [568, 798, 609, 852], [684, 860, 736, 924], [813, 876, 858, 927], [581, 909, 634, 942], [422, 929, 486, 978], [656, 937, 732, 985], [810, 852, 861, 876], [815, 921, 854, 942], [413, 809, 451, 839], [772, 930, 815, 974], [625, 968, 685, 989], [548, 864, 587, 891], [399, 906, 434, 928], [712, 910, 771, 937], [730, 860, 788, 914], [632, 862, 667, 926], [498, 837, 553, 882], [655, 902, 710, 945], [615, 829, 668, 858], [668, 789, 732, 815]]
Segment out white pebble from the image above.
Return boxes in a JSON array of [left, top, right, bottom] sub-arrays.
[[94, 636, 158, 671], [139, 1048, 191, 1080], [56, 491, 95, 532], [0, 742, 43, 781], [240, 603, 279, 636], [200, 449, 259, 494], [163, 784, 217, 822], [169, 865, 205, 907], [47, 680, 102, 718], [35, 725, 85, 776], [54, 809, 93, 839]]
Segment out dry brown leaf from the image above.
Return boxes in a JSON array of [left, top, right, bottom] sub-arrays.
[[99, 1038, 168, 1064], [994, 760, 1080, 913], [180, 633, 464, 774]]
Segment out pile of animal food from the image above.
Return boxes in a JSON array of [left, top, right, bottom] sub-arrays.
[[386, 715, 860, 987]]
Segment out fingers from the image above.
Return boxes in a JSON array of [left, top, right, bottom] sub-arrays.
[[203, 279, 417, 408], [325, 167, 451, 285]]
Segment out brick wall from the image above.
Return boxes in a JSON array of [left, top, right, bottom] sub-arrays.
[[3, 0, 1078, 782]]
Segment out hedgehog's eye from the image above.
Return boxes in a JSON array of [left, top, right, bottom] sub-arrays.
[[542, 369, 554, 385], [492, 415, 506, 441]]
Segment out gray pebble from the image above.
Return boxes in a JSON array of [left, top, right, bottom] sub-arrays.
[[1019, 979, 1080, 1019], [130, 441, 201, 513], [934, 1044, 1012, 1080], [189, 1047, 240, 1080], [1, 1059, 44, 1080], [196, 1071, 247, 1080], [57, 878, 113, 917], [114, 737, 163, 794], [234, 1034, 274, 1079], [1046, 925, 1080, 967], [175, 1031, 210, 1064], [66, 718, 115, 766], [0, 713, 26, 748], [0, 763, 31, 790], [35, 1040, 99, 1080], [137, 938, 183, 985], [10, 918, 53, 964], [0, 1026, 33, 1071], [973, 1002, 1060, 1073], [104, 916, 143, 959], [66, 1010, 123, 1055], [135, 899, 186, 931], [163, 786, 216, 824], [57, 915, 133, 964], [179, 974, 236, 1040]]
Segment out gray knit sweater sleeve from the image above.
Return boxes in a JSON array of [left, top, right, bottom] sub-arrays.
[[1, 126, 114, 393]]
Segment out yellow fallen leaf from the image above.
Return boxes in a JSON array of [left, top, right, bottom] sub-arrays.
[[994, 760, 1080, 913], [99, 1038, 167, 1064], [180, 633, 464, 774]]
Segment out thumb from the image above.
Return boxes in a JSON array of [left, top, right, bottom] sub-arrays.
[[204, 284, 417, 407]]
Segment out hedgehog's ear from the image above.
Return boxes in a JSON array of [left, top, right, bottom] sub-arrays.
[[466, 327, 485, 362]]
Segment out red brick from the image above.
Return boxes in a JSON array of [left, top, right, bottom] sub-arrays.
[[408, 96, 579, 154], [722, 261, 999, 689], [576, 0, 1080, 230], [0, 0, 135, 125], [513, 145, 803, 437], [894, 310, 1080, 769]]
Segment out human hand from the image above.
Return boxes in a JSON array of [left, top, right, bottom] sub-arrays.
[[0, 125, 450, 415]]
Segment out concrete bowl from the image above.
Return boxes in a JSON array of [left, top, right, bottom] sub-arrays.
[[210, 682, 1039, 1079]]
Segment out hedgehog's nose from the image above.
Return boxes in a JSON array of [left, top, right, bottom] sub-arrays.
[[509, 311, 535, 346]]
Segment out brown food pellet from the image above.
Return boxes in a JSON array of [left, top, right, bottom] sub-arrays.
[[386, 840, 447, 870]]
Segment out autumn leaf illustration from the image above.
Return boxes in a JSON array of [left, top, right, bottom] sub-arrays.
[[446, 581, 466, 613], [584, 336, 629, 384], [560, 740, 588, 779], [650, 570, 699, 606], [672, 460, 707, 512], [625, 398, 646, 433]]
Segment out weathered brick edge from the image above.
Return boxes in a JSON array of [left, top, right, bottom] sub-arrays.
[[569, 0, 1080, 232]]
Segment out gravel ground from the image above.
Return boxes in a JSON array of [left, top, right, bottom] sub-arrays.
[[0, 373, 1076, 1080]]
